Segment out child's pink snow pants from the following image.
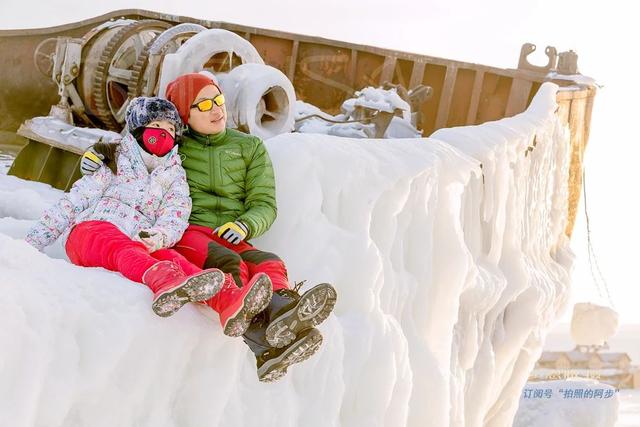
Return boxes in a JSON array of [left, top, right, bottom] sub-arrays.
[[65, 220, 200, 283]]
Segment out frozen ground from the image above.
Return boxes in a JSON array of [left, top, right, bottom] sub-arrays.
[[616, 389, 640, 427]]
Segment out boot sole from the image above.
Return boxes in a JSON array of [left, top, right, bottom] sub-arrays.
[[223, 274, 273, 337], [152, 270, 224, 317], [265, 283, 337, 348], [258, 329, 323, 383]]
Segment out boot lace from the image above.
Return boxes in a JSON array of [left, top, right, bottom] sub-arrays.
[[275, 280, 306, 299], [293, 280, 306, 293]]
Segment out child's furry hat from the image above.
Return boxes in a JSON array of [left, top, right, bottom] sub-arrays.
[[125, 97, 183, 134]]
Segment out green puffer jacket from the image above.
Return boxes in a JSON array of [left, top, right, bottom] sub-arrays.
[[178, 127, 277, 239]]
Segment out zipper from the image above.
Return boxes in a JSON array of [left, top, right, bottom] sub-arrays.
[[209, 142, 220, 213], [209, 143, 214, 193]]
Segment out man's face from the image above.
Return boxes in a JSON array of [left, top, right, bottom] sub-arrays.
[[187, 84, 227, 135]]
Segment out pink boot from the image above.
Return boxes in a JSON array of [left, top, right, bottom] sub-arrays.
[[143, 261, 224, 317], [206, 273, 273, 337]]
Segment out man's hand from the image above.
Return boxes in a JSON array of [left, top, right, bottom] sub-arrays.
[[80, 146, 105, 175], [215, 221, 248, 245], [134, 228, 165, 252]]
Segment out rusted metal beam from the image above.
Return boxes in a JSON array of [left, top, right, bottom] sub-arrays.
[[434, 65, 457, 130], [287, 40, 299, 83], [505, 78, 533, 117], [408, 61, 425, 90], [465, 70, 484, 125], [380, 56, 397, 84]]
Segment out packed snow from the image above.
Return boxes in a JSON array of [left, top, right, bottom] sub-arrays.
[[513, 379, 619, 427], [19, 116, 121, 153], [1, 82, 578, 426], [617, 389, 640, 427], [546, 71, 598, 87]]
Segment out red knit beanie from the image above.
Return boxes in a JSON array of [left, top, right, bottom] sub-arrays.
[[165, 73, 221, 125]]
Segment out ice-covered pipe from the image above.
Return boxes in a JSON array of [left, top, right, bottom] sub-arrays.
[[156, 29, 263, 98], [218, 63, 296, 140]]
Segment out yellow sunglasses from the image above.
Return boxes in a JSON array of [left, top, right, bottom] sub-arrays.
[[190, 94, 225, 112]]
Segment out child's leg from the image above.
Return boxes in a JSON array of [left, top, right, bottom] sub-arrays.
[[66, 221, 224, 318], [151, 249, 201, 276], [65, 220, 156, 283], [174, 224, 249, 287]]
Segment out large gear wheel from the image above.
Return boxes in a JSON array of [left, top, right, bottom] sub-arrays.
[[128, 23, 206, 98], [91, 20, 171, 131]]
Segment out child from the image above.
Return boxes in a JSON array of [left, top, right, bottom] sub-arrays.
[[26, 97, 273, 328]]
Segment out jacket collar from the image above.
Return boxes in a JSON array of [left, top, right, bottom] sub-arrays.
[[186, 127, 228, 146]]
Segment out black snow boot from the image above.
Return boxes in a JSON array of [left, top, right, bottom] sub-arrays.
[[243, 311, 323, 383], [264, 281, 337, 348]]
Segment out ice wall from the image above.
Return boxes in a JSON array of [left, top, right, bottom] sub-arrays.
[[0, 82, 572, 426], [430, 82, 573, 426]]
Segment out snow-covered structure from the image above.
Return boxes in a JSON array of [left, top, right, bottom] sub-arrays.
[[0, 82, 575, 426]]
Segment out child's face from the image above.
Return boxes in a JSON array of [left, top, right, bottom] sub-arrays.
[[146, 120, 176, 138], [188, 84, 227, 135]]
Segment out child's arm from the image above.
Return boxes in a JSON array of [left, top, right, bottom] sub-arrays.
[[25, 167, 112, 251], [80, 140, 119, 175], [143, 169, 192, 250]]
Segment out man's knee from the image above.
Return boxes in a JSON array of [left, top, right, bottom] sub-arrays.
[[240, 249, 283, 265], [205, 242, 243, 271]]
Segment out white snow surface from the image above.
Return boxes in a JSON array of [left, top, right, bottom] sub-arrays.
[[22, 116, 121, 153], [341, 86, 411, 118], [546, 72, 598, 87], [617, 389, 640, 427], [513, 380, 619, 427], [0, 83, 574, 426]]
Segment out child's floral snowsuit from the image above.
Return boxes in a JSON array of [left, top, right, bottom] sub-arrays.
[[25, 132, 191, 251]]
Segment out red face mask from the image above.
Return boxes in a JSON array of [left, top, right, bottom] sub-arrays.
[[139, 127, 175, 157]]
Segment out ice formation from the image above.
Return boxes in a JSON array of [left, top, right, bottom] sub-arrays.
[[218, 63, 296, 139], [0, 82, 574, 426]]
